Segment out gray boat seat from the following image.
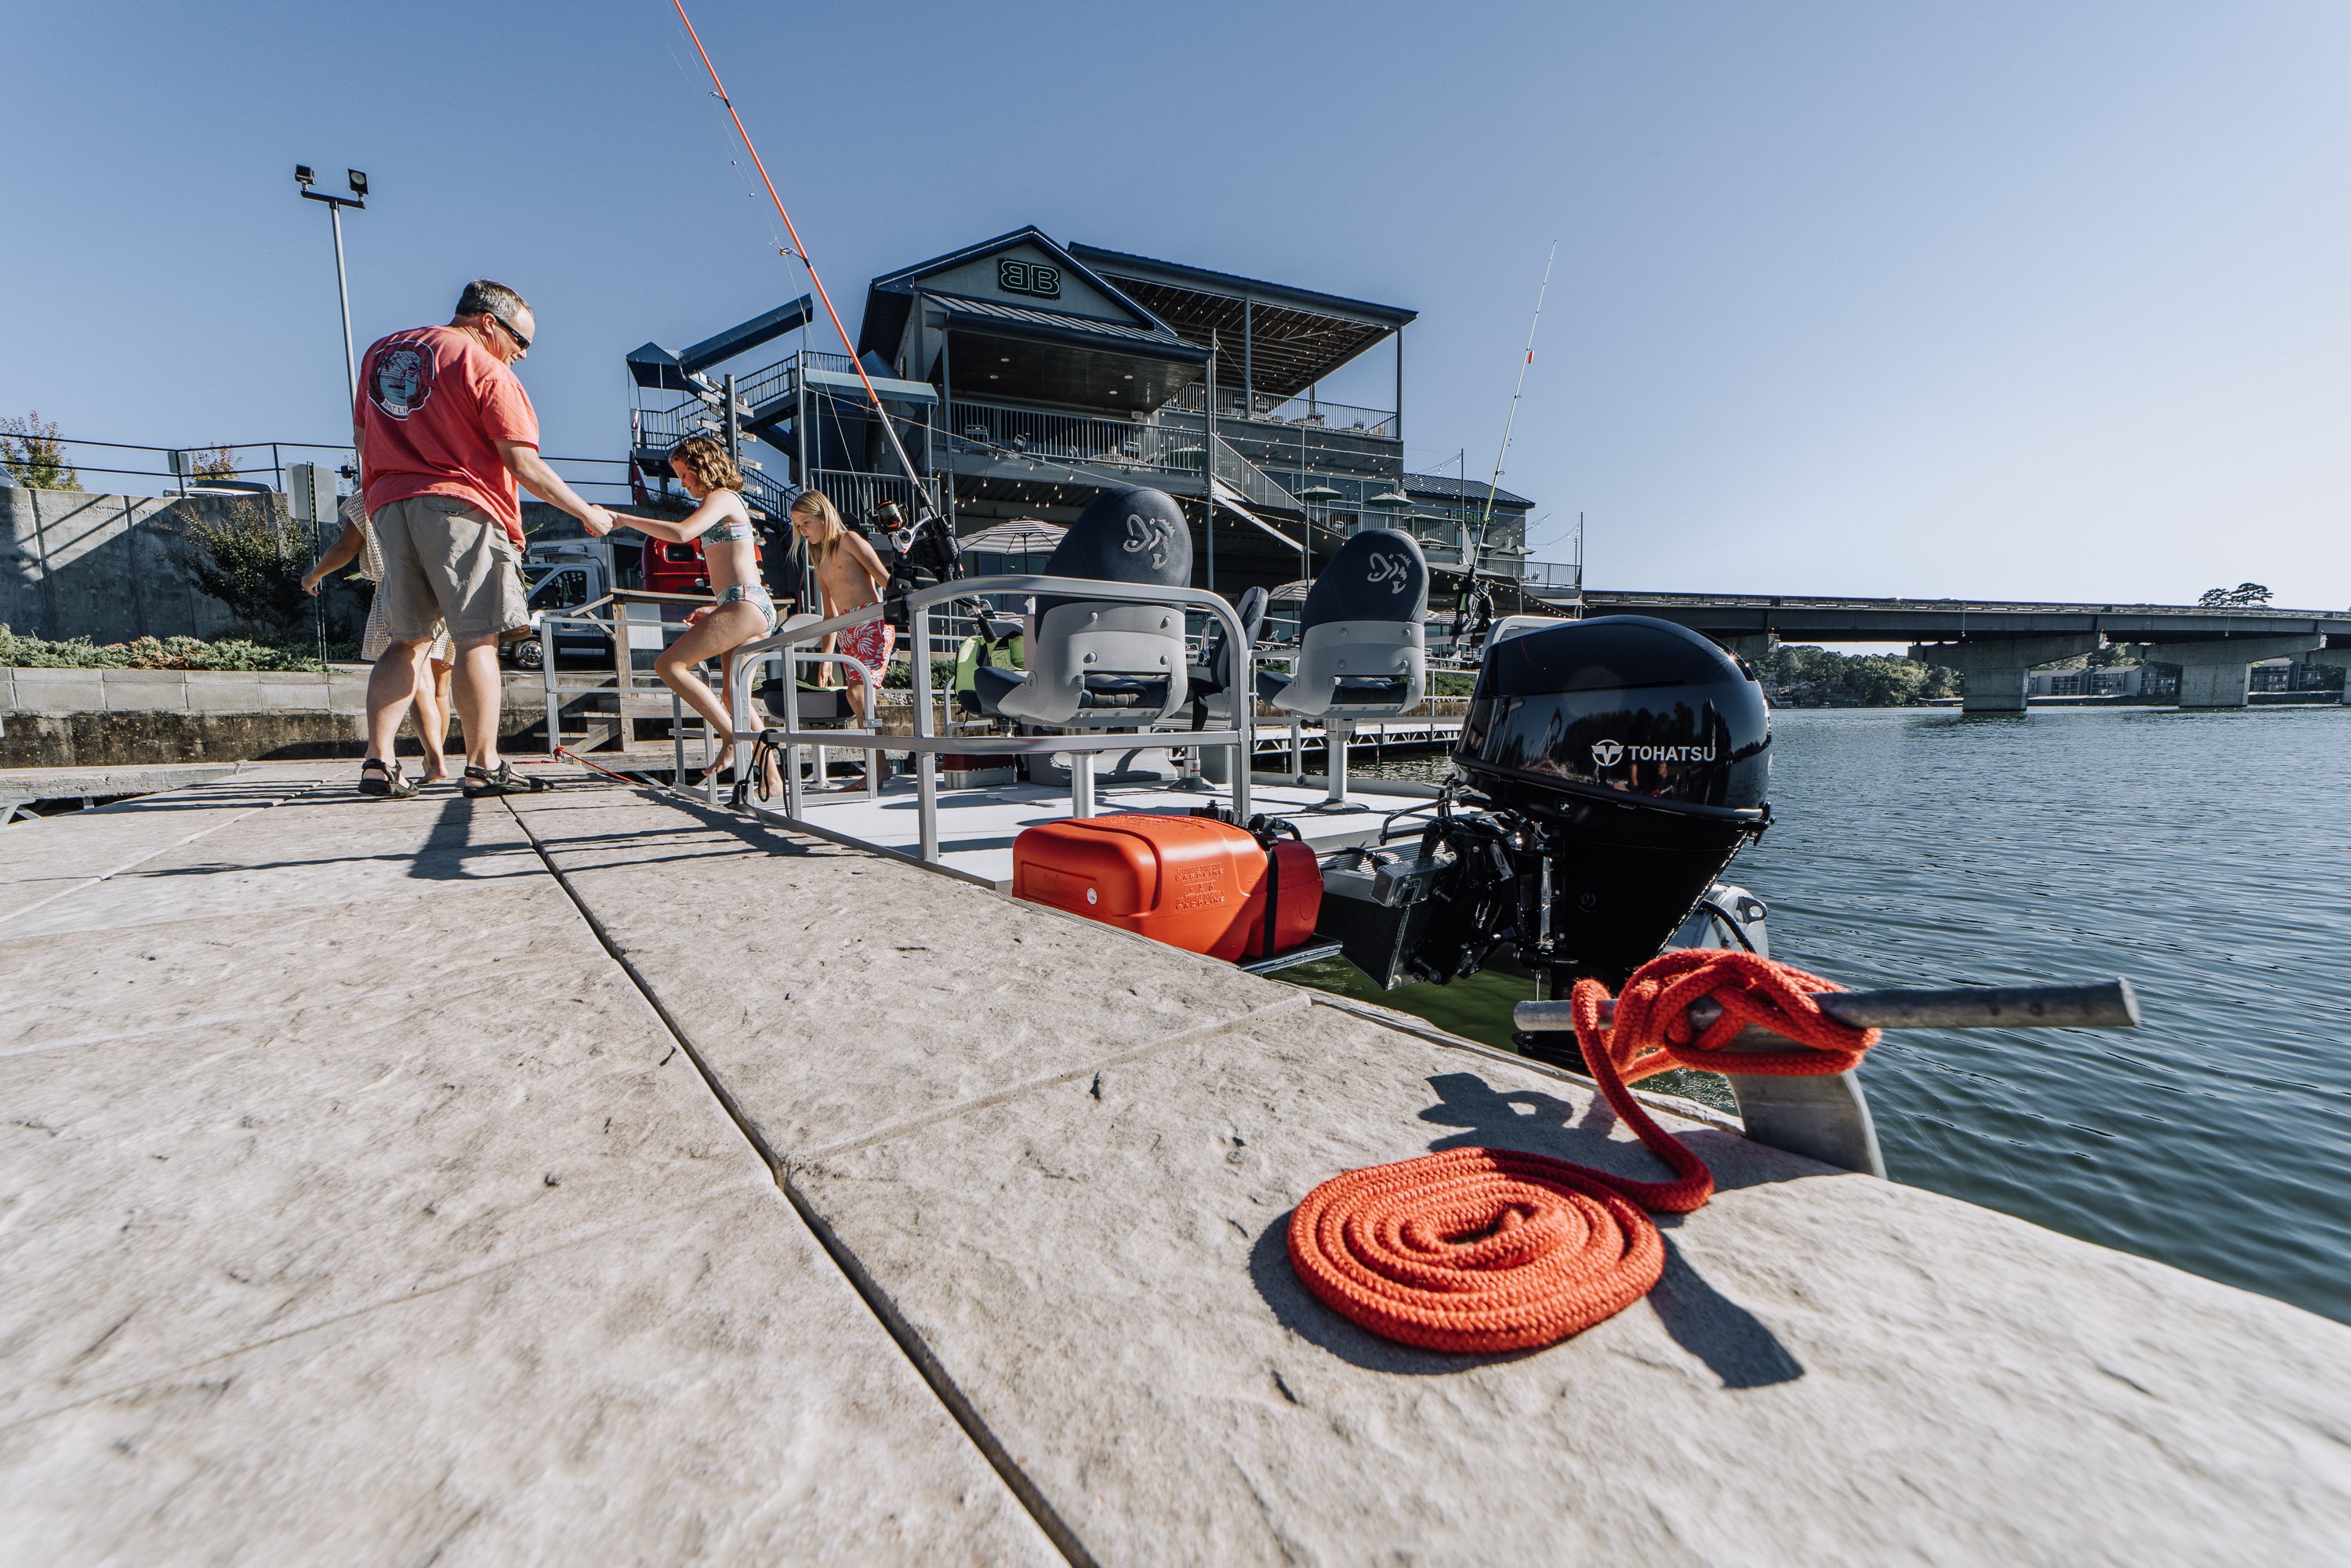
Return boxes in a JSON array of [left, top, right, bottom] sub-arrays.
[[759, 612, 854, 724], [1260, 528, 1429, 720], [969, 487, 1193, 729]]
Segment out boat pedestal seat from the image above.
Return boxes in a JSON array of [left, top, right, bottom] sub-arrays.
[[967, 485, 1197, 815], [1264, 531, 1431, 800], [762, 685, 854, 725]]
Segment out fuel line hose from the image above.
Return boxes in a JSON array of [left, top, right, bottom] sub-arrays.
[[1286, 949, 1879, 1353]]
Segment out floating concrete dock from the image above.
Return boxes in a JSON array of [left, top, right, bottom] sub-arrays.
[[5, 766, 2349, 1564]]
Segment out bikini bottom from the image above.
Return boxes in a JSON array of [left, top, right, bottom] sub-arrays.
[[717, 582, 778, 637]]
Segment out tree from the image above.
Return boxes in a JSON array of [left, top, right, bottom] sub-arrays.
[[1754, 643, 1950, 706], [186, 444, 241, 483], [1839, 654, 1930, 707], [2198, 582, 2273, 607], [0, 411, 82, 492]]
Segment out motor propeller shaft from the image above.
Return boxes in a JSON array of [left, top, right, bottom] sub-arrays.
[[1514, 978, 2139, 1051]]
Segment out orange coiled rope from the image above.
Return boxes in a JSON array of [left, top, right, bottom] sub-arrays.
[[1287, 949, 1880, 1352]]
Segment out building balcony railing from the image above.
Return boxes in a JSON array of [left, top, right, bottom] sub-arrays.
[[947, 398, 1206, 483], [1516, 560, 1583, 597], [1170, 383, 1397, 441]]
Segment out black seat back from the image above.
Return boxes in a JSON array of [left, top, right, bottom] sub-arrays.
[[1301, 528, 1429, 629], [1036, 487, 1192, 616]]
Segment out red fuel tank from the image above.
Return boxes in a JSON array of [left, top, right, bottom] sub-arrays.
[[1013, 814, 1322, 962]]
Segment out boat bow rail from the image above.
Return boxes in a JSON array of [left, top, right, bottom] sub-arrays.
[[722, 574, 1259, 865]]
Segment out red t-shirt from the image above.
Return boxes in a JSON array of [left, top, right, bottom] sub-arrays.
[[355, 324, 539, 547]]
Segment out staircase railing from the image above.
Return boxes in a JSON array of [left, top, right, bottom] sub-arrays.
[[802, 466, 940, 531], [735, 348, 858, 415], [1210, 435, 1301, 514]]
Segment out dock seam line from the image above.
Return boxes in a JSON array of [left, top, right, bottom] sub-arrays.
[[0, 779, 325, 932], [503, 794, 1101, 1568], [1304, 993, 1745, 1132], [502, 800, 778, 1172], [794, 991, 1315, 1167]]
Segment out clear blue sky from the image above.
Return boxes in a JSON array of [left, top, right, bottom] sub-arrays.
[[4, 1, 2345, 607]]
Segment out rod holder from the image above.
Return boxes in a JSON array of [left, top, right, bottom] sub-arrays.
[[1510, 978, 2140, 1180], [1513, 978, 2140, 1047]]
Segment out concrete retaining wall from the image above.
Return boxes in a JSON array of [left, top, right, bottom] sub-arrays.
[[0, 666, 548, 768], [1, 488, 582, 644], [2, 488, 256, 643]]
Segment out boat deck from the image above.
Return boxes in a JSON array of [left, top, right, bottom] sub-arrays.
[[5, 760, 2349, 1563], [763, 772, 1434, 887]]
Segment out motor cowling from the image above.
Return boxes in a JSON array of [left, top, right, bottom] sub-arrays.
[[1453, 615, 1772, 985]]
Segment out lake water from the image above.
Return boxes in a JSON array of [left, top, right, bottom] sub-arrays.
[[1312, 706, 2351, 1325]]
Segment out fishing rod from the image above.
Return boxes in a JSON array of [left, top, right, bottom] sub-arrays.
[[669, 0, 943, 530], [1474, 241, 1557, 550]]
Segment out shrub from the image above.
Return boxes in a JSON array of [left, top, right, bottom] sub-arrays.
[[0, 625, 329, 672], [165, 499, 310, 638]]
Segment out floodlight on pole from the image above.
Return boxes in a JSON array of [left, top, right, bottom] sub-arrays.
[[296, 162, 367, 403]]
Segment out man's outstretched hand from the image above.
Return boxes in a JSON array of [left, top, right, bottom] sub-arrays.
[[581, 506, 615, 538]]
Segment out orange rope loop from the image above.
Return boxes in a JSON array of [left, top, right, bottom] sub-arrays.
[[1287, 949, 1880, 1352]]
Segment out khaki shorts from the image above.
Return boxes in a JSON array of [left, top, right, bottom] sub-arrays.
[[372, 495, 528, 644]]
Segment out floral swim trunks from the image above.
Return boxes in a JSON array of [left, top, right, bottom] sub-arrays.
[[837, 616, 895, 686]]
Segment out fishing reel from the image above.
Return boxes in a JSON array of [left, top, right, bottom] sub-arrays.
[[878, 500, 964, 632], [1449, 577, 1497, 661]]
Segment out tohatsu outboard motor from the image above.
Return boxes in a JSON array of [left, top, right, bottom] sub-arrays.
[[1317, 615, 1772, 991]]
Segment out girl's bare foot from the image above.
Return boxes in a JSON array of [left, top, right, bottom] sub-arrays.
[[420, 753, 451, 786]]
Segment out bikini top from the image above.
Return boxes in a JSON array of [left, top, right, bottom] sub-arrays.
[[697, 492, 756, 554]]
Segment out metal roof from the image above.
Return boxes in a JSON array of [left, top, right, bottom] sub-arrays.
[[1402, 471, 1536, 511], [1065, 244, 1416, 328], [858, 227, 1181, 362], [932, 295, 1203, 356], [1068, 242, 1416, 401]]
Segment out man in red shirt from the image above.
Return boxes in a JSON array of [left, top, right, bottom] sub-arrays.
[[353, 278, 615, 797]]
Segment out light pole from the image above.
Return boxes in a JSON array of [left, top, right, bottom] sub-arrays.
[[295, 165, 367, 401]]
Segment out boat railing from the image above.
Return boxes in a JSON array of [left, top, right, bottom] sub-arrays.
[[723, 575, 1257, 869]]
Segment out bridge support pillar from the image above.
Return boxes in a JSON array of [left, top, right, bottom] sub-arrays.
[[2164, 635, 2324, 709], [1710, 633, 1773, 665], [1909, 634, 2100, 712], [2306, 648, 2351, 705]]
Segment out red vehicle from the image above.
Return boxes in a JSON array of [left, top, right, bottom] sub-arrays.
[[640, 532, 763, 597]]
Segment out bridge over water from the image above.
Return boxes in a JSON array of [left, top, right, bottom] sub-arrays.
[[1569, 591, 2351, 710]]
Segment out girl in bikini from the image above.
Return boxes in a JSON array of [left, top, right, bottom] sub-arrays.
[[594, 435, 776, 775], [792, 489, 894, 728]]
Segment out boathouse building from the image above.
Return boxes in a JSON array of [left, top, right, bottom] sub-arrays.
[[627, 226, 1551, 604]]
